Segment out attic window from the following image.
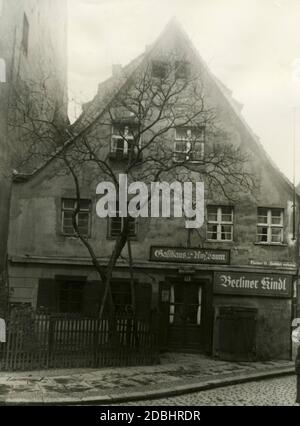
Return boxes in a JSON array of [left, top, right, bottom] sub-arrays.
[[174, 127, 205, 163], [175, 61, 191, 79], [110, 123, 141, 160], [152, 60, 168, 79]]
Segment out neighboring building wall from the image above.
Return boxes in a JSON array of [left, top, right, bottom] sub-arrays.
[[0, 0, 68, 288]]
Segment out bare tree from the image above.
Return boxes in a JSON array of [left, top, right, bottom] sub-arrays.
[[9, 52, 257, 344]]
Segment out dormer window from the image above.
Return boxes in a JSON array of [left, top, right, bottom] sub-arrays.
[[173, 127, 205, 163], [175, 61, 191, 80], [152, 60, 168, 79], [110, 124, 141, 161]]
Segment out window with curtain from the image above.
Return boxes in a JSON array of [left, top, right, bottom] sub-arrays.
[[257, 207, 284, 244]]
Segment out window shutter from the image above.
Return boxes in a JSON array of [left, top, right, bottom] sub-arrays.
[[37, 279, 59, 313], [82, 281, 104, 317], [135, 282, 152, 318]]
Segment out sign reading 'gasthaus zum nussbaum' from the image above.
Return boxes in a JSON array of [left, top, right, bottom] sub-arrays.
[[214, 272, 292, 298], [150, 247, 230, 265]]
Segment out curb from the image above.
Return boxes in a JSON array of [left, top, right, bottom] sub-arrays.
[[1, 366, 295, 406]]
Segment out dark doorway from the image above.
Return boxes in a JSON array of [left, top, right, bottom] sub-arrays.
[[160, 278, 212, 352]]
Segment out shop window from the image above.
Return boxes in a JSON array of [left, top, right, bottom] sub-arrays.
[[173, 127, 205, 163], [175, 61, 191, 79], [207, 206, 233, 241], [257, 207, 284, 244], [110, 123, 141, 161], [61, 199, 91, 237], [152, 60, 168, 79], [22, 13, 30, 56], [59, 281, 84, 314], [37, 278, 87, 315]]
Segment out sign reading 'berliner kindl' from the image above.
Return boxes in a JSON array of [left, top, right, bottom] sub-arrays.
[[214, 271, 293, 298]]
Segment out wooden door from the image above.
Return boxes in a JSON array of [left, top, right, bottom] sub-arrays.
[[167, 281, 205, 351]]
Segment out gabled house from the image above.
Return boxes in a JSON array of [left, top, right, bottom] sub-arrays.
[[7, 20, 299, 360]]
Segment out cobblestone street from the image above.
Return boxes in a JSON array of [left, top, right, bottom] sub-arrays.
[[123, 376, 299, 406]]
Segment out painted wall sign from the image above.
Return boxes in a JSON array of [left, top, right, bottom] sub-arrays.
[[150, 247, 230, 265], [249, 259, 297, 269], [214, 271, 293, 298]]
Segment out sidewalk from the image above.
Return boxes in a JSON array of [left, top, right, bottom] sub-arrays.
[[0, 353, 295, 405]]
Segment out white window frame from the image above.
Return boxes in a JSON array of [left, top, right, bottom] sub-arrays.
[[61, 199, 91, 238], [257, 208, 284, 244], [111, 124, 141, 158], [207, 206, 233, 242], [173, 127, 205, 163]]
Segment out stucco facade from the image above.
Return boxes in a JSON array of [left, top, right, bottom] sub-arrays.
[[7, 22, 299, 360]]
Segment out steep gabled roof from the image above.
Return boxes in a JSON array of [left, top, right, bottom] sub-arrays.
[[14, 19, 295, 194]]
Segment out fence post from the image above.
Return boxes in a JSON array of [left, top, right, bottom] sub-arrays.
[[93, 318, 99, 368], [48, 316, 55, 368]]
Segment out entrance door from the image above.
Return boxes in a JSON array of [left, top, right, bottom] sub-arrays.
[[168, 281, 205, 351]]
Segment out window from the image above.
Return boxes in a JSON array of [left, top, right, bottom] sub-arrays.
[[62, 199, 91, 237], [108, 199, 137, 238], [110, 124, 140, 160], [109, 216, 137, 238], [152, 60, 168, 79], [111, 281, 132, 314], [22, 13, 29, 56], [207, 206, 233, 241], [174, 127, 205, 163], [257, 208, 284, 244], [175, 61, 191, 79], [59, 280, 84, 314]]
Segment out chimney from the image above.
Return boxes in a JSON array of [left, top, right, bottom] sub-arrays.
[[112, 64, 122, 77]]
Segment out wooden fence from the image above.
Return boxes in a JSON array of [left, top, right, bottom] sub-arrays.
[[0, 310, 159, 371]]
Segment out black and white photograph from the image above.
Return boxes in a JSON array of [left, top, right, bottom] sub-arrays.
[[0, 0, 300, 413]]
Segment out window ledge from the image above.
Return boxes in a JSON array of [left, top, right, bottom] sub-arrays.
[[107, 236, 138, 242], [206, 240, 234, 244], [254, 242, 287, 247], [60, 233, 91, 240]]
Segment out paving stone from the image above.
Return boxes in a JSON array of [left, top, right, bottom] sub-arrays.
[[0, 352, 295, 404], [121, 376, 299, 406]]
